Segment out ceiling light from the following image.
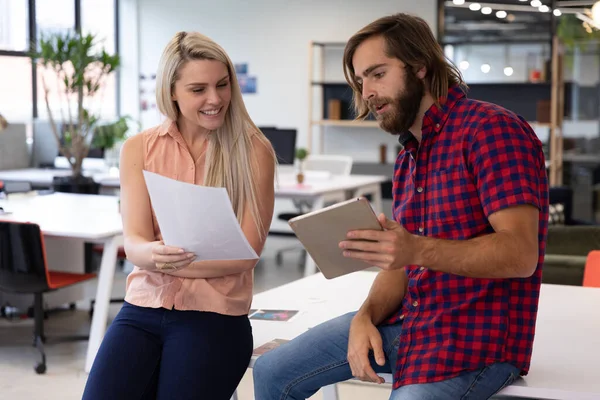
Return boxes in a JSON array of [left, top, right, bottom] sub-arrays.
[[553, 9, 562, 16], [504, 67, 514, 76], [452, 0, 465, 4], [539, 5, 550, 12], [469, 3, 481, 11], [519, 0, 528, 2], [459, 60, 470, 70], [593, 1, 600, 24], [481, 7, 492, 14], [531, 0, 542, 7], [481, 63, 491, 73], [496, 10, 507, 18]]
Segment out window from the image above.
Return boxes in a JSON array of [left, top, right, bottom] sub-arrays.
[[36, 0, 75, 38], [0, 0, 29, 52], [82, 0, 115, 54], [0, 56, 33, 122], [1, 1, 119, 122], [82, 0, 117, 119]]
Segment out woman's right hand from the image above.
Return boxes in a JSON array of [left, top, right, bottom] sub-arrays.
[[150, 241, 196, 272]]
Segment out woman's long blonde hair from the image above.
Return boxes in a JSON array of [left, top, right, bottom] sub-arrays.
[[155, 31, 276, 239]]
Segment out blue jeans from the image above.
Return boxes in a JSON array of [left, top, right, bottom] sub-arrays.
[[253, 312, 520, 400], [82, 301, 252, 400]]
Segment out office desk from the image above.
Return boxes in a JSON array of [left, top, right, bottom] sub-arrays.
[[0, 168, 387, 277], [0, 193, 123, 374], [248, 272, 600, 400], [275, 173, 386, 277]]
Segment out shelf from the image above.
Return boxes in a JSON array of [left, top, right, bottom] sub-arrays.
[[312, 41, 347, 47], [312, 120, 380, 128], [311, 81, 348, 86]]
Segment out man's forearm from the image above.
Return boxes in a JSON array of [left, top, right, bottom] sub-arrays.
[[357, 269, 408, 325], [415, 231, 538, 279], [163, 259, 256, 279]]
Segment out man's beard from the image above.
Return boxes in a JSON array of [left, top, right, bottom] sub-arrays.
[[370, 71, 424, 134]]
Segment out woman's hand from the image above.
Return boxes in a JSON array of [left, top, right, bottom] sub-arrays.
[[150, 241, 196, 272]]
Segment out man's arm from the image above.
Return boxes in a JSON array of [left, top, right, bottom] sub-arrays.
[[415, 204, 539, 278], [356, 268, 408, 324], [342, 115, 545, 280]]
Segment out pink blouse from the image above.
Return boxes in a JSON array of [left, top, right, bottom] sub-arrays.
[[124, 120, 253, 315]]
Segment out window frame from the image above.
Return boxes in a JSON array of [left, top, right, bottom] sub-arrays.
[[0, 0, 120, 119]]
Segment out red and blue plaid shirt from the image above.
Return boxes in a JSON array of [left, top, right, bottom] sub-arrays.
[[387, 85, 549, 388]]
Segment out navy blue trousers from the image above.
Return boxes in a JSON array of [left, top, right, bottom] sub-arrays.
[[82, 301, 252, 400]]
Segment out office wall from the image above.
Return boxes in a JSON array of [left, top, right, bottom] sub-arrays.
[[135, 0, 438, 162]]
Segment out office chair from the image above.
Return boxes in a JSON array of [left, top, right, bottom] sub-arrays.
[[549, 186, 596, 226], [583, 251, 600, 288], [3, 181, 33, 194], [0, 221, 96, 374], [275, 155, 353, 267]]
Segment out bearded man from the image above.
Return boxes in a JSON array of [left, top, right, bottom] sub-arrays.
[[253, 13, 549, 400]]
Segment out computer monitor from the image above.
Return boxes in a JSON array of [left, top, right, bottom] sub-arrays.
[[260, 127, 297, 165]]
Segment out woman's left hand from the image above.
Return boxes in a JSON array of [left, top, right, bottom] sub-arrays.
[[339, 214, 418, 271]]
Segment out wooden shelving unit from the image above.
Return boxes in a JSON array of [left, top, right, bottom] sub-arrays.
[[308, 41, 383, 154], [548, 34, 565, 187], [312, 120, 380, 128]]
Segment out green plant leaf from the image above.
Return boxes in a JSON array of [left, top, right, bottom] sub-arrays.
[[295, 148, 309, 160]]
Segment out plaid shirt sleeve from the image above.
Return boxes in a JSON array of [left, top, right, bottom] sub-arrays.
[[468, 115, 545, 217]]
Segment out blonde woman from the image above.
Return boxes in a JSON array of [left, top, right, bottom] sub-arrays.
[[83, 31, 276, 400]]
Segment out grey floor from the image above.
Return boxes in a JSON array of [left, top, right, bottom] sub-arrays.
[[0, 233, 395, 400]]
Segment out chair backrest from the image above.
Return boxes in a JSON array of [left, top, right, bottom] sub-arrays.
[[583, 250, 600, 288], [0, 221, 50, 294], [304, 155, 353, 176], [549, 186, 574, 225]]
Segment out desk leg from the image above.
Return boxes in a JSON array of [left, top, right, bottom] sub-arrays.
[[303, 195, 325, 277], [322, 384, 339, 400], [85, 234, 122, 373]]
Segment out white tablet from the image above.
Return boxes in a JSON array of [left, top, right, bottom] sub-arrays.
[[288, 197, 383, 279]]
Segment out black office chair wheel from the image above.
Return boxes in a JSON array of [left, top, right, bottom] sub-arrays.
[[34, 362, 47, 374]]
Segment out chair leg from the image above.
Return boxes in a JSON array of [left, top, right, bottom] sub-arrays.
[[33, 293, 47, 374]]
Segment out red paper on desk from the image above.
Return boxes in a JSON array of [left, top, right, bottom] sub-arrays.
[[253, 339, 290, 357]]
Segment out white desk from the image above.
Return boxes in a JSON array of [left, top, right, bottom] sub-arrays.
[[0, 167, 388, 277], [275, 173, 387, 277], [248, 272, 600, 400], [0, 168, 118, 188], [0, 193, 123, 374]]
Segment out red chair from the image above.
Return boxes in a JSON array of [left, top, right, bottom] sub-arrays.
[[0, 221, 96, 374], [583, 250, 600, 288]]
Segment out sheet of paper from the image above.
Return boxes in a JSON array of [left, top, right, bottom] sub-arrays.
[[142, 170, 258, 261]]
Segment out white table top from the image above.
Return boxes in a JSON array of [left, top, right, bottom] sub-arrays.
[[0, 192, 122, 240], [0, 168, 388, 196], [250, 271, 600, 400], [275, 173, 387, 197]]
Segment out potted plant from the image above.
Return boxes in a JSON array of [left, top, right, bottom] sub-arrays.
[[295, 148, 309, 184], [92, 116, 136, 167], [30, 30, 120, 193]]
